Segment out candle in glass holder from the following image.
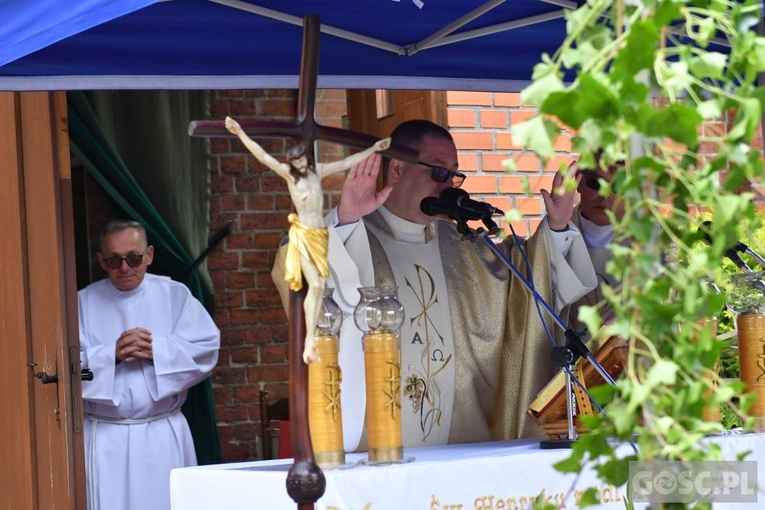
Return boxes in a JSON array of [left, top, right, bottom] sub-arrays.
[[736, 313, 765, 420], [727, 272, 765, 424], [308, 287, 344, 466], [354, 286, 405, 463]]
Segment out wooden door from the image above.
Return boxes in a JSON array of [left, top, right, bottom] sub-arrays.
[[0, 91, 86, 509], [346, 89, 447, 139]]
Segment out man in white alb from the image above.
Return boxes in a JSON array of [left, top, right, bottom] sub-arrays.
[[272, 120, 598, 451], [79, 220, 220, 510]]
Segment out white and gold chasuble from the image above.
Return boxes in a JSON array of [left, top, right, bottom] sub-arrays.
[[368, 207, 456, 447]]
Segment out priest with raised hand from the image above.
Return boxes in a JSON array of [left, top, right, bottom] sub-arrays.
[[78, 220, 220, 510], [272, 119, 598, 452]]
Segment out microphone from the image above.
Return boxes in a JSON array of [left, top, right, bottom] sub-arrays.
[[701, 221, 752, 271], [730, 240, 765, 270], [724, 247, 751, 272], [439, 188, 504, 217], [420, 196, 487, 221]]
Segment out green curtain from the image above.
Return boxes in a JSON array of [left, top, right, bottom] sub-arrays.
[[68, 91, 221, 465]]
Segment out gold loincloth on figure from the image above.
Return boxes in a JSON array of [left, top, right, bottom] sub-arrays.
[[284, 213, 329, 291]]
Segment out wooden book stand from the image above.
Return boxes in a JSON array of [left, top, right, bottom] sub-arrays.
[[528, 335, 628, 439]]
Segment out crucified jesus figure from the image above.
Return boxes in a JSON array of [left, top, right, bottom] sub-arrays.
[[225, 116, 391, 364]]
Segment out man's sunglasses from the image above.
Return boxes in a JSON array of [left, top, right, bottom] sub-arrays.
[[580, 171, 615, 193], [103, 250, 147, 269], [419, 162, 466, 188]]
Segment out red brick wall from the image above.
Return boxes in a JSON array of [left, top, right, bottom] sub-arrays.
[[447, 93, 765, 231], [446, 91, 573, 237]]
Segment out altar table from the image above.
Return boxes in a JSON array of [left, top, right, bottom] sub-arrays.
[[171, 433, 764, 509]]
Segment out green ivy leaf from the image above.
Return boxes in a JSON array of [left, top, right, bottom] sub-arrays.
[[511, 116, 558, 158], [541, 74, 619, 130], [578, 305, 603, 337], [577, 413, 605, 431], [563, 25, 613, 70], [553, 453, 583, 474], [644, 103, 702, 146], [504, 208, 523, 223], [594, 458, 631, 486], [752, 37, 765, 72], [578, 488, 601, 507], [695, 15, 718, 47], [713, 194, 751, 225], [646, 359, 679, 387], [664, 62, 694, 97], [612, 403, 638, 435], [613, 19, 659, 76], [654, 0, 684, 26], [604, 318, 632, 341], [726, 98, 761, 142], [586, 383, 617, 407], [541, 90, 580, 129], [521, 175, 531, 196], [521, 64, 565, 107], [626, 215, 657, 244], [696, 98, 723, 119], [688, 52, 727, 79], [575, 427, 611, 457], [531, 493, 557, 510], [502, 157, 516, 172]]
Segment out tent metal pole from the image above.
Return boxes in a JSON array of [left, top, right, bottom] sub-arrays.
[[539, 0, 579, 8], [419, 10, 567, 51], [208, 0, 402, 54], [412, 0, 506, 54]]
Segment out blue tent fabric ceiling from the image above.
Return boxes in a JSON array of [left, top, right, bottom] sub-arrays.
[[0, 0, 582, 92], [0, 0, 155, 70]]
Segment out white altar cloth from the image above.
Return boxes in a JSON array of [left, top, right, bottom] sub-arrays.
[[171, 433, 764, 509]]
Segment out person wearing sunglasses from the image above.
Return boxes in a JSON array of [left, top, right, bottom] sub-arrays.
[[575, 159, 624, 231], [272, 119, 597, 452], [557, 157, 626, 345], [78, 220, 220, 510]]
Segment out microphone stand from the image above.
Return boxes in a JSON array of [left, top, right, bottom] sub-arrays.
[[746, 248, 765, 269], [736, 244, 765, 271], [453, 213, 617, 449]]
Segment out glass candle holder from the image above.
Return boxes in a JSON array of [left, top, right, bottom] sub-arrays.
[[727, 272, 765, 316], [308, 287, 345, 467], [354, 286, 406, 463]]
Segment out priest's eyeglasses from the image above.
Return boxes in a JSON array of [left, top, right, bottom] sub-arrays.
[[103, 250, 147, 269], [419, 162, 466, 188]]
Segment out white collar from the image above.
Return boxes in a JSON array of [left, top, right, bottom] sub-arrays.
[[579, 209, 614, 249], [378, 206, 434, 243]]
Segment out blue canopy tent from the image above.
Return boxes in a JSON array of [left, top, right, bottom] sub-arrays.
[[0, 0, 582, 92]]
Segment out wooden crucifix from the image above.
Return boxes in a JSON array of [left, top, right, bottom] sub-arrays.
[[189, 14, 418, 510]]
